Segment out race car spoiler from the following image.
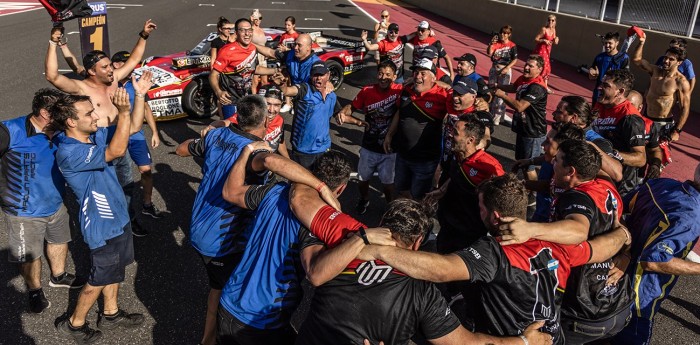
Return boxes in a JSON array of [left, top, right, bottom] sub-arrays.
[[309, 31, 365, 49]]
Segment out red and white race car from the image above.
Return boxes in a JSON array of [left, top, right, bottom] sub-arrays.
[[133, 28, 366, 121]]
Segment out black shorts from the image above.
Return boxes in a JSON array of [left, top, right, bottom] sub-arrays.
[[89, 225, 134, 286], [644, 115, 675, 140], [217, 305, 296, 345], [198, 252, 243, 290]]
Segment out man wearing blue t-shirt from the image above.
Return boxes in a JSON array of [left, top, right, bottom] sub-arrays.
[[175, 95, 269, 345], [589, 32, 630, 104], [52, 73, 152, 344]]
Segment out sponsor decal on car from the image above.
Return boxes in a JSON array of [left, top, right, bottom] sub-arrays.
[[152, 88, 183, 98], [133, 66, 181, 87], [148, 96, 184, 117]]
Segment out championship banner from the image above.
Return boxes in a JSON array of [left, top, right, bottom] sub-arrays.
[[79, 2, 109, 57]]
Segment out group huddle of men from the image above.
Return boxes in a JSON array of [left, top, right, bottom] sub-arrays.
[[2, 9, 700, 345]]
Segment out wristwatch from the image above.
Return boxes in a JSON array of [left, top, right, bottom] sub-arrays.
[[672, 126, 682, 134]]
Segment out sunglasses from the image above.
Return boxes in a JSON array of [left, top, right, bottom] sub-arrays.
[[418, 28, 428, 32], [388, 30, 398, 34], [222, 27, 234, 30], [238, 28, 254, 33], [381, 15, 389, 18]]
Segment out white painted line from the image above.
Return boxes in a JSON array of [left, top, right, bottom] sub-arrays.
[[58, 69, 73, 72], [347, 0, 378, 23], [687, 251, 700, 263], [108, 3, 144, 6], [305, 18, 323, 21], [296, 27, 344, 30], [107, 6, 126, 9], [206, 23, 216, 26], [67, 31, 79, 35], [198, 4, 215, 6], [271, 1, 286, 4]]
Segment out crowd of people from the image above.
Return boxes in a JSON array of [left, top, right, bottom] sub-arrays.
[[2, 6, 700, 345]]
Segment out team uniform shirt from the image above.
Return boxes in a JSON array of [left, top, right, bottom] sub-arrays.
[[456, 237, 592, 344], [351, 83, 403, 153], [227, 113, 285, 151], [187, 124, 265, 257], [55, 127, 129, 249], [377, 36, 408, 76], [275, 51, 321, 85], [296, 206, 461, 345], [278, 32, 300, 50], [211, 36, 229, 51], [393, 83, 449, 161], [213, 41, 259, 101], [511, 75, 548, 138], [489, 41, 517, 66], [291, 83, 340, 154], [220, 182, 305, 330], [550, 179, 633, 322], [437, 149, 504, 250], [592, 101, 648, 196], [623, 179, 700, 320], [0, 116, 65, 217], [408, 36, 446, 64], [655, 56, 695, 81]]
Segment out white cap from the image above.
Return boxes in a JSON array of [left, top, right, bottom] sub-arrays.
[[417, 21, 430, 29]]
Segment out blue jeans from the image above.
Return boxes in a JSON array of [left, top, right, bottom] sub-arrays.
[[514, 135, 546, 172], [394, 155, 438, 199]]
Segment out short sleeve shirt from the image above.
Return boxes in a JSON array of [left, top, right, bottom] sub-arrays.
[[511, 76, 548, 138], [351, 83, 403, 153], [377, 36, 408, 75], [213, 41, 259, 100], [393, 83, 449, 160], [489, 41, 517, 66]]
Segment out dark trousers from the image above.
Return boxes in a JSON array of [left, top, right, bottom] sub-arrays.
[[290, 150, 324, 170], [217, 306, 296, 345], [561, 307, 631, 344]]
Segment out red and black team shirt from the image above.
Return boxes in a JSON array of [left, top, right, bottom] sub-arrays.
[[550, 179, 634, 322], [489, 40, 517, 66], [212, 41, 258, 100], [351, 83, 403, 153], [296, 206, 461, 345], [278, 32, 299, 49], [456, 237, 592, 345], [408, 36, 446, 64], [511, 75, 548, 138], [438, 149, 504, 251], [377, 36, 408, 76], [226, 113, 285, 150], [592, 101, 647, 195], [393, 84, 449, 160]]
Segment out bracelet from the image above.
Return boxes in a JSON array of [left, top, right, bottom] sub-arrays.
[[673, 126, 682, 134], [315, 182, 326, 192], [135, 93, 145, 98], [358, 227, 370, 245], [519, 335, 529, 345], [139, 30, 150, 40], [48, 40, 58, 46]]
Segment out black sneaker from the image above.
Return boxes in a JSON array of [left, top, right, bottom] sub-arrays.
[[97, 309, 145, 330], [132, 221, 148, 237], [141, 203, 164, 219], [28, 288, 50, 313], [57, 319, 102, 344], [355, 199, 370, 215], [49, 272, 86, 289]]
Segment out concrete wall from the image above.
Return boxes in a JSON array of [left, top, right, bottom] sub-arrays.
[[404, 0, 700, 110]]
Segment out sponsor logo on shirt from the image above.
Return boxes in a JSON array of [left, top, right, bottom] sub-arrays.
[[328, 211, 341, 220], [425, 101, 433, 109], [356, 261, 392, 286], [84, 146, 95, 163], [657, 241, 674, 255], [469, 168, 478, 177], [467, 247, 481, 259]]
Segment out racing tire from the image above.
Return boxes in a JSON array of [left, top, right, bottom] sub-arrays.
[[326, 60, 344, 90], [182, 77, 217, 119]]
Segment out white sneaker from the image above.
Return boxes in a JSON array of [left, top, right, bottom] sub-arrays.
[[502, 115, 513, 126], [493, 114, 502, 126], [280, 104, 292, 113]]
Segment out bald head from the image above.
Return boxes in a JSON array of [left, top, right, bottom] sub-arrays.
[[627, 90, 644, 113], [295, 34, 313, 60]]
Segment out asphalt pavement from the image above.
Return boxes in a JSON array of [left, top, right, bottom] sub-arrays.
[[0, 0, 698, 344]]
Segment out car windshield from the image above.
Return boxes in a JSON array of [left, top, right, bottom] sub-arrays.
[[189, 32, 218, 56]]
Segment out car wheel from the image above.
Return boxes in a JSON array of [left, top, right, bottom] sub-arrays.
[[182, 77, 217, 119], [326, 60, 344, 90]]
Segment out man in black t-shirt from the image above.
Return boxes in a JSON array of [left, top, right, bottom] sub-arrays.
[[296, 199, 552, 345], [494, 55, 548, 182], [358, 173, 630, 345]]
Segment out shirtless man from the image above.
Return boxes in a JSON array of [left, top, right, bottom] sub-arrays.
[[632, 34, 691, 143], [45, 19, 157, 127], [250, 9, 268, 92]]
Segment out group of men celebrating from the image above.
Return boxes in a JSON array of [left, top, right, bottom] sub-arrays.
[[2, 8, 700, 345]]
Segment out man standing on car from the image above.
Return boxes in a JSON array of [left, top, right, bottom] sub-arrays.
[[210, 18, 280, 119], [278, 61, 341, 169]]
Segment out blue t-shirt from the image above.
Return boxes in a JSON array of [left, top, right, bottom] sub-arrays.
[[592, 52, 629, 100], [220, 182, 305, 329], [623, 178, 700, 319], [55, 127, 130, 249], [291, 83, 338, 154], [0, 116, 65, 217], [532, 161, 554, 222], [187, 125, 263, 257], [655, 56, 695, 81], [284, 52, 321, 85]]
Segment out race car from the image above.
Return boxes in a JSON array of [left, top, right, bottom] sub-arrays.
[[132, 28, 366, 121]]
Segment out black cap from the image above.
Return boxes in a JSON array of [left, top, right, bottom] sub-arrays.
[[111, 51, 131, 63], [474, 110, 495, 133], [83, 50, 109, 71], [388, 23, 399, 32], [257, 84, 284, 101], [417, 45, 439, 60], [410, 58, 437, 74], [310, 61, 329, 75], [452, 79, 478, 95], [455, 53, 477, 66]]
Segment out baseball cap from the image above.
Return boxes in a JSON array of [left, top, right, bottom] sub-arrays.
[[257, 84, 283, 101], [311, 61, 329, 75], [452, 79, 478, 95], [417, 21, 430, 29], [455, 53, 477, 67], [417, 45, 439, 60], [388, 23, 399, 33], [83, 50, 109, 71], [410, 58, 437, 74], [474, 110, 495, 133], [111, 51, 131, 64]]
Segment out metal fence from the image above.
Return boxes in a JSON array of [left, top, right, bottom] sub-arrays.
[[499, 0, 700, 37]]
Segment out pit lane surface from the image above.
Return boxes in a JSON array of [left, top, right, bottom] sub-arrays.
[[0, 0, 698, 344]]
